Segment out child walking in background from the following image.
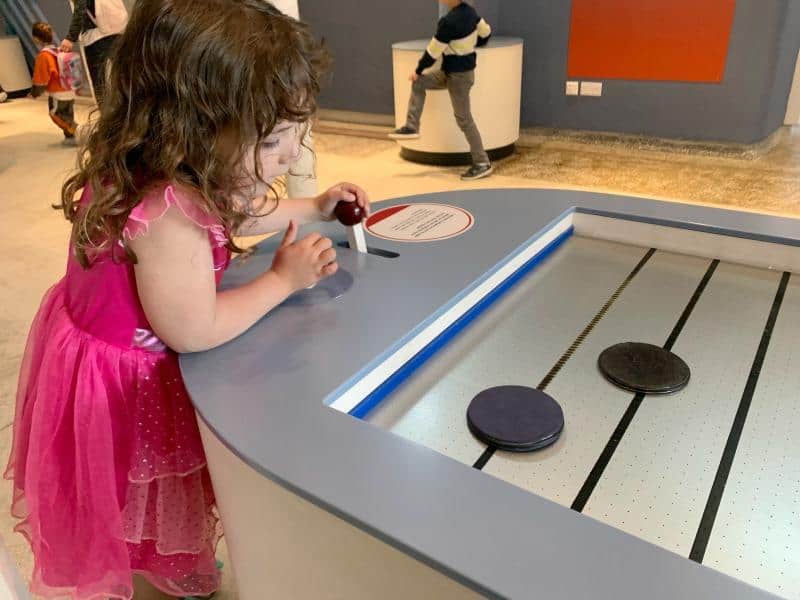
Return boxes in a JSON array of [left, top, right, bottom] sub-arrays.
[[5, 0, 368, 598], [390, 0, 493, 180], [31, 22, 78, 144]]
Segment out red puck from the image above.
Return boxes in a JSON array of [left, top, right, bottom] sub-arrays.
[[334, 201, 364, 226]]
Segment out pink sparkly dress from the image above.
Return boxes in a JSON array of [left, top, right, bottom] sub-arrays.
[[5, 184, 229, 599]]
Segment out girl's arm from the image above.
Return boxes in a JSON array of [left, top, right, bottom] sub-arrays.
[[238, 181, 370, 236], [130, 206, 337, 353]]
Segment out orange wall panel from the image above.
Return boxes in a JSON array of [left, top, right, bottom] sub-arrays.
[[567, 0, 737, 82]]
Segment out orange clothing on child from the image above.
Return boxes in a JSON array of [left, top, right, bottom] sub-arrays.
[[32, 47, 77, 138], [32, 47, 73, 97]]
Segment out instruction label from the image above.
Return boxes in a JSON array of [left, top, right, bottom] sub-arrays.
[[365, 203, 474, 242]]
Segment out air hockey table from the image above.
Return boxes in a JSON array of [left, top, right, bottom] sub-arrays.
[[180, 189, 800, 600]]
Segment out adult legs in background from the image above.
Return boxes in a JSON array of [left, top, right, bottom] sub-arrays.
[[83, 35, 119, 106]]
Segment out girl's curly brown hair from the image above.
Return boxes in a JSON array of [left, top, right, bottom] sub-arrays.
[[59, 0, 330, 267]]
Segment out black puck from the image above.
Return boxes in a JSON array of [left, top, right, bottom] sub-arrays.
[[467, 386, 564, 452], [598, 342, 690, 394]]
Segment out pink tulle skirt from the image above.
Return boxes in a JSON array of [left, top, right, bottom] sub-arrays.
[[5, 282, 222, 599]]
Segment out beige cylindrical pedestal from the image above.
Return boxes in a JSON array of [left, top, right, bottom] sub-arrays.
[[0, 36, 32, 94], [392, 37, 523, 165]]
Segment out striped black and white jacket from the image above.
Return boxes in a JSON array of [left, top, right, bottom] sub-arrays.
[[415, 2, 492, 75]]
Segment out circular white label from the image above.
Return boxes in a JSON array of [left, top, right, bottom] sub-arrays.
[[365, 203, 474, 243]]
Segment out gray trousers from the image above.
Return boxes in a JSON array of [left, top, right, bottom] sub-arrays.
[[405, 70, 489, 165], [84, 34, 119, 106], [47, 96, 77, 137]]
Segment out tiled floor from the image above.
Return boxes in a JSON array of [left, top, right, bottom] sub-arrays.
[[1, 96, 799, 598]]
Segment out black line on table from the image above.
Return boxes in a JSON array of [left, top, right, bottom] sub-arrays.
[[472, 446, 495, 470], [472, 247, 657, 470], [570, 259, 720, 512], [689, 271, 791, 563]]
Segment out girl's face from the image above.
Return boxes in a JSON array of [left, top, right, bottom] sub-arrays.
[[242, 121, 302, 198]]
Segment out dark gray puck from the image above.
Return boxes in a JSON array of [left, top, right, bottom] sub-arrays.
[[467, 386, 564, 452], [598, 342, 690, 394]]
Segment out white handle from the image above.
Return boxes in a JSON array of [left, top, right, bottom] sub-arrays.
[[347, 223, 368, 254]]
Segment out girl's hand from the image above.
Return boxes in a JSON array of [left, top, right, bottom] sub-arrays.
[[316, 182, 370, 222], [269, 220, 338, 292]]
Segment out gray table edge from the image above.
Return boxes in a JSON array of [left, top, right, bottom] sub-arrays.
[[181, 189, 796, 599]]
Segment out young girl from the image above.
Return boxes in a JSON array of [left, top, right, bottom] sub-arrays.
[[4, 0, 369, 598]]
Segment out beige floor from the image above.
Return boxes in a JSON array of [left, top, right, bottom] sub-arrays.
[[1, 96, 799, 599]]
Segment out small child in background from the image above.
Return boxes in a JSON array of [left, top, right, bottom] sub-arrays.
[[31, 22, 78, 144], [389, 0, 493, 181]]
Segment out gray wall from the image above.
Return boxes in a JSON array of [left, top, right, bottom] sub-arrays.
[[0, 0, 67, 66], [37, 0, 72, 39], [303, 0, 800, 144], [501, 0, 799, 143], [299, 0, 437, 115]]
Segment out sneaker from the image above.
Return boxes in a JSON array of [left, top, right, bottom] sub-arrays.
[[388, 126, 420, 140], [62, 136, 78, 146], [0, 91, 7, 103], [460, 163, 493, 181]]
